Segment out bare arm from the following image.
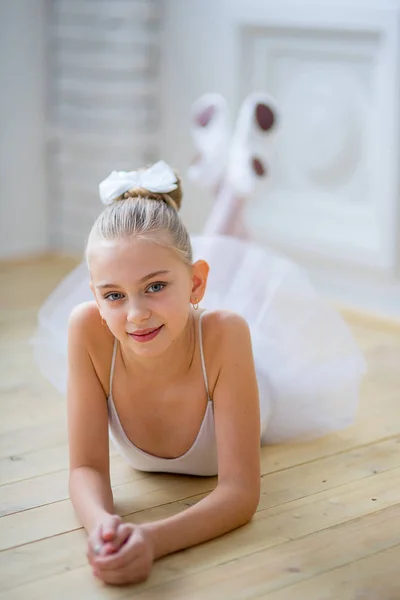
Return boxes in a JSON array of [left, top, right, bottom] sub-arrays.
[[67, 303, 114, 533], [142, 313, 261, 558]]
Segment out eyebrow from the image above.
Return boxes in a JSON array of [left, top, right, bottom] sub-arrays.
[[96, 270, 170, 289]]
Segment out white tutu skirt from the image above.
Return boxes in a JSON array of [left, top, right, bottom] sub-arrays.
[[33, 235, 366, 444]]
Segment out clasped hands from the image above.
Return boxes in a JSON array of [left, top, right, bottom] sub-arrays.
[[87, 515, 154, 586]]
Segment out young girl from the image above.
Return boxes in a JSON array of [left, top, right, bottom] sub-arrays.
[[34, 160, 365, 586]]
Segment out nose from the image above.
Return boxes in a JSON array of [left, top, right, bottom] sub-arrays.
[[126, 299, 151, 324]]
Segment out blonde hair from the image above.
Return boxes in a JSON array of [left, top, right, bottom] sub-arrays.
[[86, 172, 193, 265]]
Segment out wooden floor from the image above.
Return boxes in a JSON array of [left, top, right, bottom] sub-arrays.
[[1, 256, 400, 600]]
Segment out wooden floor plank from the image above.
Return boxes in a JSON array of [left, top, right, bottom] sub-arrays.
[[0, 418, 67, 459], [0, 457, 150, 516], [0, 444, 69, 487], [262, 544, 400, 600], [0, 442, 123, 488]]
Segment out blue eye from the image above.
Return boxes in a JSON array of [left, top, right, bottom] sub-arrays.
[[147, 282, 166, 293], [104, 292, 124, 302]]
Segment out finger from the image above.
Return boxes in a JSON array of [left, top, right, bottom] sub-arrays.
[[100, 515, 122, 543], [93, 570, 126, 586], [95, 534, 143, 572], [92, 523, 131, 558], [88, 519, 121, 560], [88, 526, 105, 559], [95, 563, 150, 586], [113, 523, 131, 548], [94, 546, 137, 572], [106, 523, 132, 553], [98, 542, 115, 556]]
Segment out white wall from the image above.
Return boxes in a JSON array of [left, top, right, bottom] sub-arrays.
[[47, 0, 163, 254], [0, 0, 48, 260], [160, 0, 400, 317], [159, 0, 236, 232]]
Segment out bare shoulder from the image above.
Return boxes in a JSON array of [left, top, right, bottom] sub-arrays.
[[69, 301, 107, 339], [200, 311, 253, 394], [69, 300, 102, 331], [68, 302, 114, 395], [68, 301, 113, 355], [202, 310, 251, 347]]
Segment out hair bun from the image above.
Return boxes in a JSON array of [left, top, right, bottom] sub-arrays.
[[121, 171, 183, 211]]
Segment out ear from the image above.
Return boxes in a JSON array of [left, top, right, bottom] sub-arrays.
[[190, 260, 209, 303]]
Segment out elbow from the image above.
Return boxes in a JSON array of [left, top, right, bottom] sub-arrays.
[[222, 483, 260, 527], [239, 493, 259, 525], [234, 497, 258, 529], [237, 478, 261, 523]]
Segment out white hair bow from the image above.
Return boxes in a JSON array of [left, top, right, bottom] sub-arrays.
[[99, 160, 178, 205]]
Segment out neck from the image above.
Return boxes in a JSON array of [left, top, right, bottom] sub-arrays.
[[119, 312, 198, 381]]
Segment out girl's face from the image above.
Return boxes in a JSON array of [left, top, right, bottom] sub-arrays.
[[89, 236, 208, 358]]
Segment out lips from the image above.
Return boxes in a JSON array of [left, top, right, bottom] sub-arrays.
[[131, 327, 159, 336], [128, 325, 163, 343]]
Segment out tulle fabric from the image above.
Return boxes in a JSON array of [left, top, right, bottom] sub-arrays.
[[191, 236, 365, 443], [32, 234, 365, 444]]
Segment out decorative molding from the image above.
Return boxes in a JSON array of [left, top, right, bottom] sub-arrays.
[[238, 3, 400, 274]]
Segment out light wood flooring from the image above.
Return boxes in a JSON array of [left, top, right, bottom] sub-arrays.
[[1, 256, 400, 599]]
